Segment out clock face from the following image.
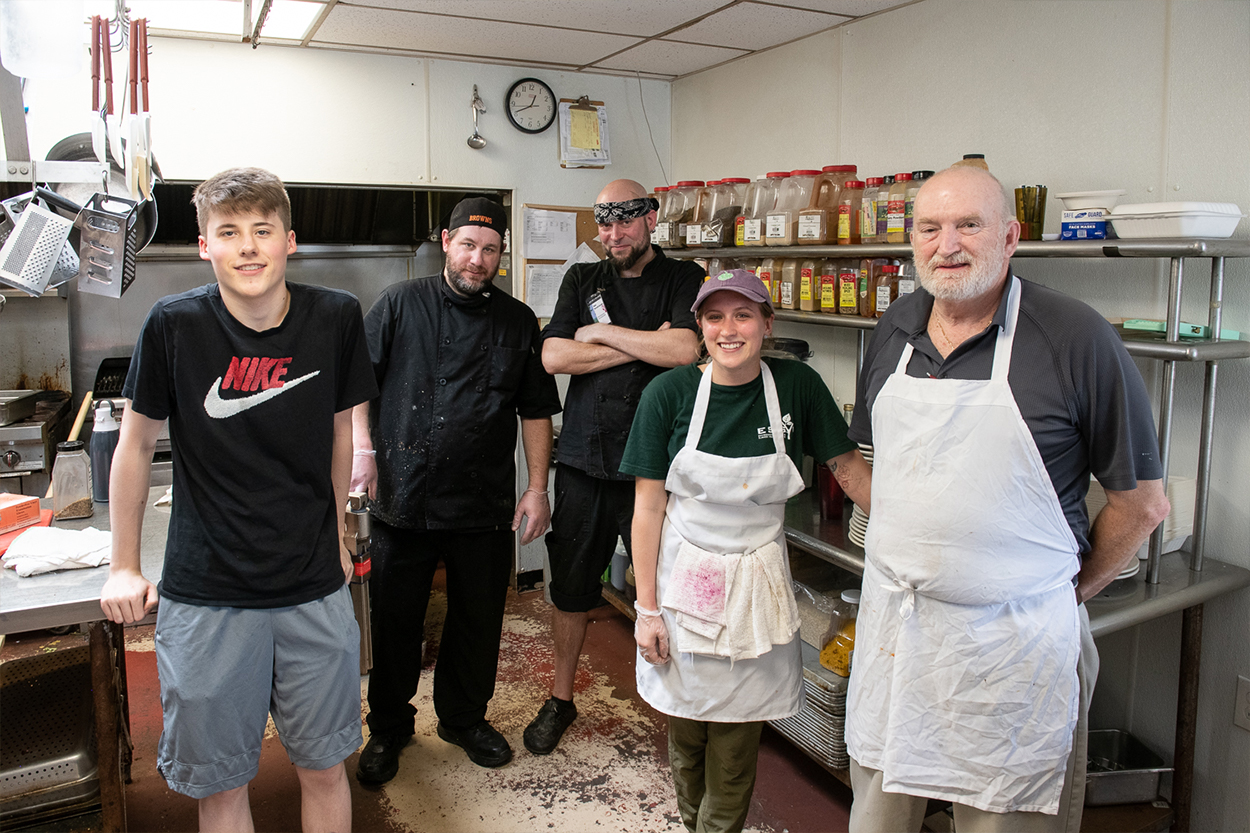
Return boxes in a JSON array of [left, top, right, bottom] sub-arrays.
[[506, 78, 556, 134]]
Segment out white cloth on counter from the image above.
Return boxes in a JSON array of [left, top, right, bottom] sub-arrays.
[[1, 526, 111, 577], [154, 486, 173, 507]]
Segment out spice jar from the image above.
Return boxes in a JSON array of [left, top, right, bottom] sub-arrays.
[[838, 180, 865, 245], [886, 173, 913, 243], [651, 186, 670, 246], [702, 178, 748, 248], [743, 173, 786, 247], [778, 258, 801, 310], [953, 153, 989, 170], [906, 171, 933, 238], [757, 256, 781, 304], [874, 263, 900, 317], [799, 257, 822, 311], [685, 181, 713, 247], [838, 261, 860, 315], [875, 175, 894, 242], [861, 177, 884, 243], [767, 170, 819, 246], [53, 440, 93, 520], [819, 588, 861, 677]]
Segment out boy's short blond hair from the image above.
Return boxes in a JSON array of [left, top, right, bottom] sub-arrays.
[[192, 167, 292, 235]]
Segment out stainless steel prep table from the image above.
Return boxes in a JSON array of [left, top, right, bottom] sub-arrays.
[[1, 486, 169, 833]]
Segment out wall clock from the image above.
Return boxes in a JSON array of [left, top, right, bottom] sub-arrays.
[[506, 77, 556, 134]]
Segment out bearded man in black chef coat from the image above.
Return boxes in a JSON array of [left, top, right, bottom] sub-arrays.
[[844, 166, 1170, 832], [351, 198, 560, 782]]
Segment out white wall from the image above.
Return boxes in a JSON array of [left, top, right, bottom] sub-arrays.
[[673, 1, 1250, 828], [3, 39, 673, 387]]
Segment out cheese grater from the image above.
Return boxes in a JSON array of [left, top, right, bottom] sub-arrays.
[[75, 192, 141, 298], [0, 201, 75, 297]]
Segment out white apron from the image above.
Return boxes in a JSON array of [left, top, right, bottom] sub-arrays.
[[845, 277, 1082, 814], [637, 362, 807, 722]]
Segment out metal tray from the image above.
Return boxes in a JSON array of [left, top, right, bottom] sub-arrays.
[[0, 390, 37, 426], [1085, 729, 1171, 806], [0, 645, 99, 824]]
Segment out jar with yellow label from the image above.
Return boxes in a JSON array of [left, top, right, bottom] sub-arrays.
[[819, 588, 861, 677], [799, 257, 821, 311]]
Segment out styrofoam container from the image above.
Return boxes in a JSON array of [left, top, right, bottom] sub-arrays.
[[1110, 202, 1243, 239], [1056, 189, 1126, 210]]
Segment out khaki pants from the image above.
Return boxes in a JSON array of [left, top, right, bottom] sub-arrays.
[[668, 717, 765, 833], [849, 606, 1099, 833]]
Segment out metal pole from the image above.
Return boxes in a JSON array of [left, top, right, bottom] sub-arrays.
[[1171, 603, 1203, 832], [1190, 259, 1223, 572], [1147, 257, 1183, 584]]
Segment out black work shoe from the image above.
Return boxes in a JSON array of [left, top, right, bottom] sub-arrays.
[[523, 697, 578, 755], [355, 730, 413, 784], [436, 720, 512, 768]]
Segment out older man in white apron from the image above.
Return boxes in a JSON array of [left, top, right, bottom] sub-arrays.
[[845, 167, 1170, 832]]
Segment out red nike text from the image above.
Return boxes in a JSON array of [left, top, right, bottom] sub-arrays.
[[221, 357, 292, 392]]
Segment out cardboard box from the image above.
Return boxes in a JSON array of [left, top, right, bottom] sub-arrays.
[[0, 493, 40, 534], [1061, 208, 1111, 240]]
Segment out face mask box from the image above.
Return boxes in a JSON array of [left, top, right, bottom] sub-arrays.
[[1060, 208, 1111, 240]]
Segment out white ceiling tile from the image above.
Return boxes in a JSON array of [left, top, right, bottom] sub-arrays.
[[671, 3, 845, 50], [595, 40, 750, 77], [756, 0, 909, 17], [350, 0, 732, 37], [313, 5, 642, 66]]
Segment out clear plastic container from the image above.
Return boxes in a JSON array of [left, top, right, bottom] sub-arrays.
[[778, 258, 801, 310], [886, 173, 913, 243], [838, 260, 860, 315], [819, 260, 839, 314], [953, 153, 989, 170], [897, 260, 918, 298], [745, 172, 787, 247], [664, 181, 705, 250], [799, 257, 822, 311], [686, 181, 714, 247], [819, 588, 861, 677], [767, 170, 820, 246], [757, 256, 782, 305], [874, 263, 900, 317], [861, 177, 883, 244], [650, 186, 670, 246], [876, 175, 894, 242], [702, 177, 749, 248], [906, 171, 933, 237], [736, 178, 763, 246], [838, 180, 865, 245], [52, 440, 93, 520]]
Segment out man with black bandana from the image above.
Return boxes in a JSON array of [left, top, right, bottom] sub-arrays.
[[523, 179, 703, 755], [352, 197, 561, 782]]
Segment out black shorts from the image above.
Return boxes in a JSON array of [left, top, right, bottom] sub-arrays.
[[544, 463, 635, 612]]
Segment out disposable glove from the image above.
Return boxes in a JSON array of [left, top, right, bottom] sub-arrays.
[[634, 601, 670, 665]]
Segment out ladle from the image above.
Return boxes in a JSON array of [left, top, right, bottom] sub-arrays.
[[467, 85, 487, 150]]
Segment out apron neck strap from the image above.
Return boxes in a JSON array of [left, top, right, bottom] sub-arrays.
[[687, 361, 787, 456], [990, 275, 1022, 382]]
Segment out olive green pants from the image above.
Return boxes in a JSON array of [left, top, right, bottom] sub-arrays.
[[668, 717, 764, 833]]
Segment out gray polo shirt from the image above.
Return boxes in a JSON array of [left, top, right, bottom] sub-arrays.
[[848, 270, 1162, 557]]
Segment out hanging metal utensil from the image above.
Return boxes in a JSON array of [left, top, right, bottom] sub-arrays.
[[74, 191, 144, 298], [467, 85, 487, 150], [0, 194, 75, 297]]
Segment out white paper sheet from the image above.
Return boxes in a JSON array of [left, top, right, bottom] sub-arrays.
[[525, 263, 567, 318], [523, 208, 578, 260]]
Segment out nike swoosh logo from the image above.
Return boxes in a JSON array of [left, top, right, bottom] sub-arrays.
[[203, 371, 320, 419]]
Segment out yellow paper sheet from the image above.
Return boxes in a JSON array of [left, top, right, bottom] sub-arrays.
[[570, 108, 601, 150]]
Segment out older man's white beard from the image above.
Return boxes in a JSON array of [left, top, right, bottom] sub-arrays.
[[917, 245, 1007, 302]]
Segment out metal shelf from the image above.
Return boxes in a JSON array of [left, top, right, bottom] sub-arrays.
[[770, 309, 1250, 361], [669, 238, 1250, 260]]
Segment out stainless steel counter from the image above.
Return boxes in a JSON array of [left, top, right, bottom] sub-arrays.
[[784, 490, 1250, 639], [0, 486, 168, 635]]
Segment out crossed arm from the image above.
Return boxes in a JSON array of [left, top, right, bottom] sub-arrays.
[[543, 322, 699, 376]]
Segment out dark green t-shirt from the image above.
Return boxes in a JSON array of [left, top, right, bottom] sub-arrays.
[[618, 357, 856, 481]]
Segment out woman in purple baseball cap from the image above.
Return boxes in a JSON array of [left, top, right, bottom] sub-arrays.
[[617, 269, 872, 832]]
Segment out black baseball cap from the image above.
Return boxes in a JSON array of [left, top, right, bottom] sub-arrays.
[[447, 197, 508, 238]]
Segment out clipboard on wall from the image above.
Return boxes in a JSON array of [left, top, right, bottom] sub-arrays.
[[558, 97, 611, 169]]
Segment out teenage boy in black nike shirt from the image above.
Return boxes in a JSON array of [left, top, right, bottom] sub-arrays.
[[100, 167, 376, 832]]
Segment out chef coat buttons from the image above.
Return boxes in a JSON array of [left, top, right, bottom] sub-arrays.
[[480, 345, 488, 351], [597, 394, 605, 402], [444, 337, 451, 344], [444, 299, 452, 308], [436, 423, 444, 430], [476, 385, 483, 393], [439, 378, 447, 386]]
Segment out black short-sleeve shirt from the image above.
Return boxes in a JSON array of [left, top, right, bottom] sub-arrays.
[[541, 246, 703, 480], [849, 271, 1162, 556], [364, 275, 561, 530], [123, 282, 377, 608]]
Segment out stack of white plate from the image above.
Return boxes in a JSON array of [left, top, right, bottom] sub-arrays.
[[848, 444, 873, 547], [1115, 560, 1141, 581]]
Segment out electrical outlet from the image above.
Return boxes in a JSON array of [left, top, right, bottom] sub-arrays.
[[1235, 675, 1250, 732]]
